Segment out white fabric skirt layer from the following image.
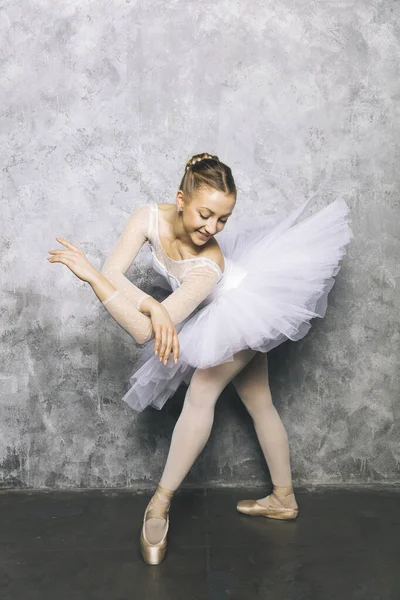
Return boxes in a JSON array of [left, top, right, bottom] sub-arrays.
[[122, 197, 354, 413]]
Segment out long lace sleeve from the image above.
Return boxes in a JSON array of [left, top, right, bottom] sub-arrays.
[[99, 204, 220, 346], [102, 263, 219, 346], [101, 204, 151, 310], [100, 204, 154, 344], [160, 265, 219, 327], [101, 266, 219, 345]]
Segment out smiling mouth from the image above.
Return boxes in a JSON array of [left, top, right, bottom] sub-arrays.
[[197, 231, 211, 239]]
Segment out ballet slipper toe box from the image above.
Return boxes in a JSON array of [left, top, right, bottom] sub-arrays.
[[140, 507, 170, 565], [236, 499, 268, 515], [236, 498, 299, 520], [140, 530, 168, 565]]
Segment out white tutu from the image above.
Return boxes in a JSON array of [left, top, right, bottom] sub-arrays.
[[122, 197, 354, 413]]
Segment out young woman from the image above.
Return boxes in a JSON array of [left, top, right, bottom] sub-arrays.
[[48, 152, 353, 566]]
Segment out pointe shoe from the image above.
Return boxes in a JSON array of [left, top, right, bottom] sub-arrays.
[[237, 485, 299, 520], [140, 484, 174, 565]]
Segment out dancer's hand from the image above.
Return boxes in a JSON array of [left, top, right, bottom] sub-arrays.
[[148, 303, 180, 365], [47, 237, 98, 283]]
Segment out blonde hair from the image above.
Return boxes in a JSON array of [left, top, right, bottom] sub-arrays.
[[179, 152, 237, 201]]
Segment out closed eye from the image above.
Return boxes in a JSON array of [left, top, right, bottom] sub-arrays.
[[199, 213, 228, 223]]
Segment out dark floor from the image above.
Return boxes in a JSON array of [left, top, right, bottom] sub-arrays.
[[0, 485, 399, 600]]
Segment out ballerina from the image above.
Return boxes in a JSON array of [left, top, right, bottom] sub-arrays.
[[47, 152, 353, 565]]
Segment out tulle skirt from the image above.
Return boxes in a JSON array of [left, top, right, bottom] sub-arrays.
[[122, 197, 354, 413]]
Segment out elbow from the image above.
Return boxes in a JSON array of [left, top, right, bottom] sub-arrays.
[[135, 328, 153, 346]]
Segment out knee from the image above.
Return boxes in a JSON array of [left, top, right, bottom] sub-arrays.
[[234, 384, 274, 418], [185, 370, 223, 410]]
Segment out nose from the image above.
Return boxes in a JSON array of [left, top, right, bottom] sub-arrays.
[[205, 221, 219, 236]]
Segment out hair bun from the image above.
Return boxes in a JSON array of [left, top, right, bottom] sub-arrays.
[[179, 153, 236, 200], [185, 153, 219, 171]]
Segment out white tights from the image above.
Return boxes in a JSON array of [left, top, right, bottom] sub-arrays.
[[145, 350, 296, 543], [159, 349, 293, 490]]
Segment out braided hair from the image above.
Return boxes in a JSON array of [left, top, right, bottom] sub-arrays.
[[178, 152, 237, 201]]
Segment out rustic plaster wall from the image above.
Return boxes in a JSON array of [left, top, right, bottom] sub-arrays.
[[1, 1, 399, 488]]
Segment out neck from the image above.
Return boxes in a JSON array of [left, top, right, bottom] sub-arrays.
[[171, 211, 198, 252]]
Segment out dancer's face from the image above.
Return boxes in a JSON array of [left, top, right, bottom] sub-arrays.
[[177, 188, 235, 245]]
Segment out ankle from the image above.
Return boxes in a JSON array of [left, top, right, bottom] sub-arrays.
[[154, 484, 175, 504], [146, 485, 175, 521], [271, 485, 298, 510], [272, 484, 294, 497]]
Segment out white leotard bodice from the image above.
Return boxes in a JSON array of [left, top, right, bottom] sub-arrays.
[[147, 203, 248, 307]]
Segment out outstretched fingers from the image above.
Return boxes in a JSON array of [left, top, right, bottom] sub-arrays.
[[55, 237, 81, 252]]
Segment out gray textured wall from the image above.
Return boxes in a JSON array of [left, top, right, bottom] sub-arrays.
[[1, 1, 399, 489]]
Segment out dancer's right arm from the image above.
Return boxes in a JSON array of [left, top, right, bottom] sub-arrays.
[[100, 204, 152, 313]]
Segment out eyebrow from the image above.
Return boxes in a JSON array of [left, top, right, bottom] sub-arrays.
[[199, 206, 233, 218]]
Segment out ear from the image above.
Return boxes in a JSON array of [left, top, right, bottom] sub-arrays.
[[176, 190, 185, 211]]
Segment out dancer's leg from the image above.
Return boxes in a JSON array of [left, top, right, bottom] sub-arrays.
[[160, 348, 257, 489], [145, 348, 257, 543], [232, 351, 298, 509]]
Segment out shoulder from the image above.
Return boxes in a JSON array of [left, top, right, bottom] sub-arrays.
[[200, 239, 225, 272], [128, 203, 153, 220], [121, 204, 153, 239], [133, 202, 153, 215]]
